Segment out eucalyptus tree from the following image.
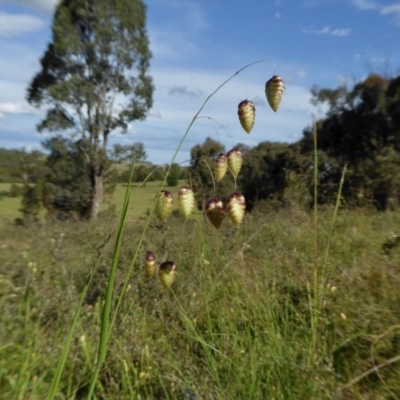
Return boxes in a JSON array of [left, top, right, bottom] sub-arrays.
[[27, 0, 154, 219]]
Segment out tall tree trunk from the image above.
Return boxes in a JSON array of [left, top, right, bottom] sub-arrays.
[[90, 170, 103, 220]]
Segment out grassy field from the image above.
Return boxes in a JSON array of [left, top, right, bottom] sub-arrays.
[[0, 181, 182, 227], [1, 181, 400, 399], [0, 183, 23, 221]]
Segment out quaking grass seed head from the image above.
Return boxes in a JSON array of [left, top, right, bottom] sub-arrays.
[[158, 261, 177, 289], [155, 190, 173, 222], [178, 186, 195, 220], [214, 153, 228, 182], [205, 198, 225, 229], [237, 100, 256, 134], [265, 75, 285, 112], [145, 250, 156, 278], [226, 192, 246, 227], [226, 148, 243, 178]]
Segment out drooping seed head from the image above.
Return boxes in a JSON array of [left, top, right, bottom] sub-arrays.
[[214, 153, 228, 182], [265, 75, 285, 112], [158, 261, 177, 289], [205, 198, 225, 229], [145, 250, 156, 278], [178, 186, 195, 220], [155, 190, 173, 222], [226, 193, 246, 227], [237, 100, 256, 134], [226, 149, 243, 178]]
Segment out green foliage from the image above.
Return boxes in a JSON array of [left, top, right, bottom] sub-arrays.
[[303, 73, 400, 210], [19, 183, 41, 224], [239, 141, 310, 209], [166, 163, 181, 187], [109, 142, 147, 163], [26, 0, 154, 219], [9, 183, 23, 198], [40, 136, 93, 220], [118, 164, 164, 184], [0, 148, 44, 183]]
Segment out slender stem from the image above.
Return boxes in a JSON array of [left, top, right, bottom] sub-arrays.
[[201, 158, 216, 198], [48, 230, 114, 400]]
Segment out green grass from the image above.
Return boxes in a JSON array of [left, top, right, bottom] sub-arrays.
[[1, 205, 400, 398], [111, 181, 185, 219], [0, 181, 185, 228], [0, 183, 23, 220]]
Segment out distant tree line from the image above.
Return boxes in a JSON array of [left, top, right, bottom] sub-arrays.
[[3, 71, 400, 222], [189, 72, 400, 212]]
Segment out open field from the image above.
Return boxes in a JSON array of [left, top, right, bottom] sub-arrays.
[[0, 181, 185, 228], [1, 192, 400, 398]]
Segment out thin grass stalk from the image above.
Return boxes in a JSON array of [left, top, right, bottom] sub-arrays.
[[86, 161, 135, 400], [48, 230, 115, 400], [307, 122, 319, 364], [318, 164, 347, 311], [202, 158, 216, 196], [171, 290, 236, 398], [322, 164, 347, 266]]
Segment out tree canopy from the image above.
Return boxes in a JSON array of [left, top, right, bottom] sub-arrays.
[[302, 73, 400, 209]]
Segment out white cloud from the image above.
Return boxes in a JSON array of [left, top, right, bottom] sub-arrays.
[[148, 26, 202, 61], [302, 26, 351, 36], [168, 86, 204, 98], [149, 0, 208, 32], [351, 0, 377, 10], [298, 70, 307, 79], [0, 102, 40, 118], [351, 0, 400, 25], [330, 28, 352, 36], [381, 4, 400, 24], [0, 12, 44, 37], [0, 0, 58, 14]]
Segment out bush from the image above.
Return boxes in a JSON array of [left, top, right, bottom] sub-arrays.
[[166, 163, 181, 187], [9, 183, 23, 197]]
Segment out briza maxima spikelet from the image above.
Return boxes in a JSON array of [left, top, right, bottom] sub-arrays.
[[145, 250, 156, 278], [158, 261, 177, 289], [226, 193, 246, 227], [214, 153, 228, 182], [178, 186, 195, 220], [237, 100, 255, 134], [226, 149, 243, 178], [155, 190, 173, 222], [265, 75, 285, 112], [205, 199, 225, 230]]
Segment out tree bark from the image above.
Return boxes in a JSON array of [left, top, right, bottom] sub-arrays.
[[90, 169, 104, 220]]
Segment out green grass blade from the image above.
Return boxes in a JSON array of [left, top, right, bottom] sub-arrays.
[[86, 160, 135, 400], [48, 231, 114, 400]]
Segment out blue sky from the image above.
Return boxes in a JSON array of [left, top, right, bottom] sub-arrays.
[[0, 0, 399, 165]]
